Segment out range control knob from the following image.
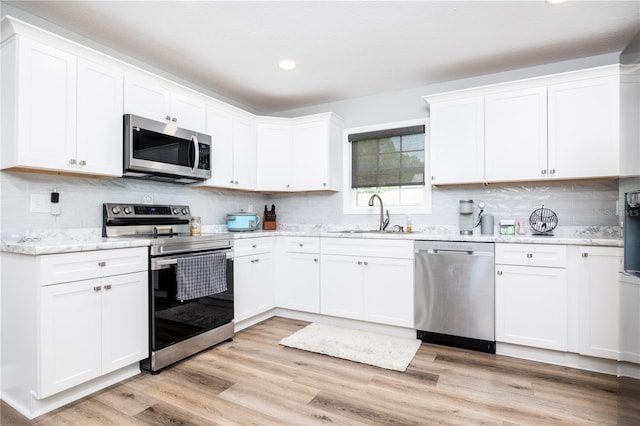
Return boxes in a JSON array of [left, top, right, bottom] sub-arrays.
[[181, 208, 189, 215], [111, 206, 121, 215], [173, 208, 180, 215], [123, 207, 132, 214]]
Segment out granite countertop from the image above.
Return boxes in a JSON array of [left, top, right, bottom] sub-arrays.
[[1, 226, 622, 255]]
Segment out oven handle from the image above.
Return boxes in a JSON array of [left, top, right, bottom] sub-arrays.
[[152, 250, 233, 270]]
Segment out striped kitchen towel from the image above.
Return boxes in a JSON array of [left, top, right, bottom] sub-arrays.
[[176, 252, 227, 301]]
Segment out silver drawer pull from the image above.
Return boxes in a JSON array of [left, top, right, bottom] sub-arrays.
[[93, 286, 101, 291], [98, 261, 107, 267], [314, 258, 318, 262], [79, 160, 86, 166], [357, 261, 363, 265], [582, 252, 589, 258], [252, 244, 257, 248], [526, 253, 533, 258], [299, 243, 304, 247], [497, 271, 503, 276]]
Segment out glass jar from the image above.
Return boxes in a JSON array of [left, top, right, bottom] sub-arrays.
[[190, 216, 201, 236]]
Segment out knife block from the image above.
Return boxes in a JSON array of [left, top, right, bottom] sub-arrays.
[[263, 206, 277, 230]]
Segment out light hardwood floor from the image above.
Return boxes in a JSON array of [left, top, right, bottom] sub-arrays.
[[2, 316, 639, 425]]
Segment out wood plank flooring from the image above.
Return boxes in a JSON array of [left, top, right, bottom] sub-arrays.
[[2, 316, 639, 425]]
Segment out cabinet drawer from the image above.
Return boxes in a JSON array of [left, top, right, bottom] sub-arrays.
[[234, 237, 275, 257], [282, 236, 320, 253], [496, 243, 566, 268], [39, 247, 148, 286], [321, 237, 413, 259]]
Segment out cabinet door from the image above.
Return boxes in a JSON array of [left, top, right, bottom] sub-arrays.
[[578, 246, 621, 359], [429, 97, 484, 184], [495, 265, 567, 351], [76, 58, 123, 176], [364, 257, 414, 327], [124, 75, 171, 122], [39, 279, 102, 398], [292, 120, 330, 191], [232, 114, 257, 190], [279, 252, 320, 313], [485, 87, 547, 182], [205, 104, 234, 188], [101, 271, 148, 374], [170, 91, 206, 133], [257, 123, 291, 191], [619, 273, 640, 364], [234, 254, 275, 322], [15, 37, 77, 171], [320, 255, 364, 320], [548, 75, 619, 179]]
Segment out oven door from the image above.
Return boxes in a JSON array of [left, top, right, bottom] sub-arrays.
[[150, 249, 234, 351]]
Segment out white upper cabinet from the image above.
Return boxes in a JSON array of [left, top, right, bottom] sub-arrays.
[[429, 97, 485, 185], [485, 87, 547, 182], [255, 113, 342, 192], [124, 72, 206, 133], [547, 75, 619, 179], [257, 120, 292, 191], [1, 35, 123, 177], [291, 114, 341, 191], [425, 65, 623, 185], [201, 103, 257, 190], [76, 58, 124, 176]]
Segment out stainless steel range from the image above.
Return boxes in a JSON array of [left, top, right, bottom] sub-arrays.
[[103, 203, 234, 373]]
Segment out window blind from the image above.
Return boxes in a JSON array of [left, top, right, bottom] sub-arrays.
[[350, 125, 425, 189]]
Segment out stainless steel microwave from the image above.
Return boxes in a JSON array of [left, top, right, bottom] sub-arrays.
[[123, 114, 211, 184]]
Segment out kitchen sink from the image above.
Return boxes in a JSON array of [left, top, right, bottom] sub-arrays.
[[329, 229, 406, 234]]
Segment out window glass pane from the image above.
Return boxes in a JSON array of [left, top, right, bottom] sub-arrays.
[[399, 186, 424, 206], [379, 137, 400, 153], [401, 134, 424, 151], [379, 187, 400, 205]]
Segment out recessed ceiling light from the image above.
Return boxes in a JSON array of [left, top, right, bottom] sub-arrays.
[[279, 59, 296, 70], [546, 0, 568, 4]]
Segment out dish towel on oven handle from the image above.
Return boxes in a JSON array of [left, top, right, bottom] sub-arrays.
[[176, 252, 227, 301]]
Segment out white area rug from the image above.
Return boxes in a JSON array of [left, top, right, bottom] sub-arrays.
[[279, 323, 421, 372]]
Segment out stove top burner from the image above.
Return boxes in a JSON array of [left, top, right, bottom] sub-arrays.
[[103, 203, 233, 255]]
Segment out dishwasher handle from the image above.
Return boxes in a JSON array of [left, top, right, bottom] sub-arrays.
[[416, 248, 493, 257]]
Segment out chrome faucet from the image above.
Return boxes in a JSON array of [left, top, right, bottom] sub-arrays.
[[368, 194, 390, 231]]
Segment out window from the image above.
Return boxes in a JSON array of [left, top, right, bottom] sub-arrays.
[[343, 119, 431, 214]]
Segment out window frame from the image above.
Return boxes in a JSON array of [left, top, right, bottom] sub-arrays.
[[342, 118, 431, 215]]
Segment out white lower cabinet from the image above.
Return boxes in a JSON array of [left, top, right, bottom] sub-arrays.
[[0, 247, 148, 417], [619, 273, 640, 364], [495, 243, 568, 351], [320, 238, 414, 328], [496, 264, 568, 351], [277, 237, 320, 313], [577, 246, 622, 360], [234, 238, 275, 322], [39, 271, 148, 398]]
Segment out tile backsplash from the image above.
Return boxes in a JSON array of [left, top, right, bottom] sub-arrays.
[[0, 171, 621, 237]]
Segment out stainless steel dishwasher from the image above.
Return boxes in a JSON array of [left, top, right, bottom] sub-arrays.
[[414, 240, 496, 353]]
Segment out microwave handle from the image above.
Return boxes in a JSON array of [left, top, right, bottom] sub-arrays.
[[191, 135, 200, 173]]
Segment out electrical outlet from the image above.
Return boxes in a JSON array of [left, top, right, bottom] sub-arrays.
[[30, 194, 50, 213]]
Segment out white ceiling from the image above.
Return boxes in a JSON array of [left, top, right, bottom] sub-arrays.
[[3, 1, 639, 114]]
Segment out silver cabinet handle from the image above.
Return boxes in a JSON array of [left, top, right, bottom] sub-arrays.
[[363, 261, 368, 266], [314, 258, 318, 262], [299, 243, 304, 247], [541, 170, 547, 175], [79, 160, 86, 166], [357, 261, 362, 265], [104, 284, 112, 290], [69, 159, 77, 165], [165, 115, 171, 121], [526, 253, 533, 258], [323, 183, 327, 187], [582, 252, 589, 258], [431, 176, 436, 180], [235, 181, 239, 184], [252, 244, 257, 248], [98, 261, 106, 267], [229, 180, 234, 184], [497, 271, 503, 276], [93, 286, 101, 291], [171, 117, 177, 122], [550, 169, 556, 175]]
